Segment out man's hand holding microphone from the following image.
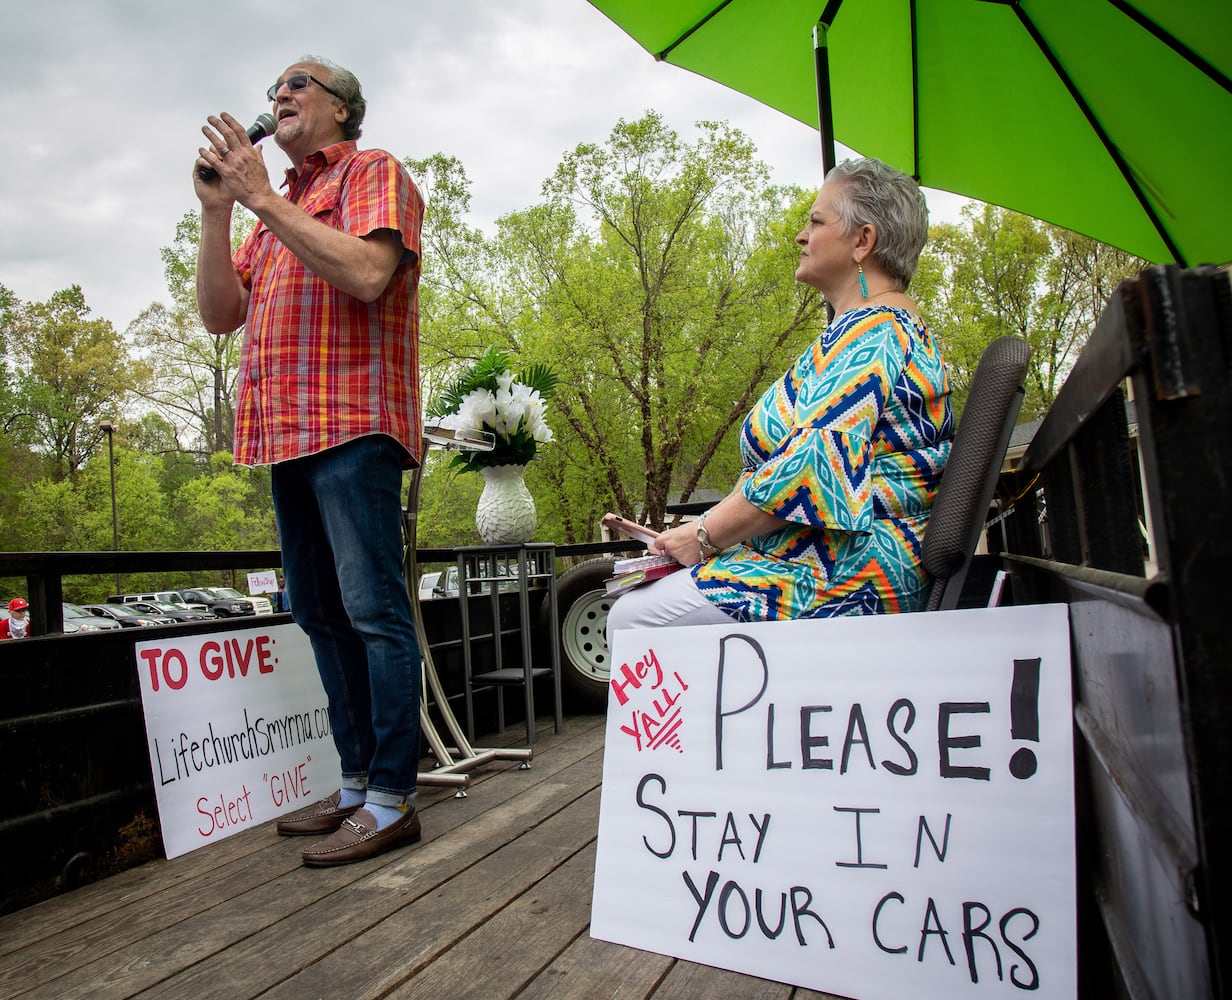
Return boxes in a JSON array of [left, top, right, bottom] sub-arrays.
[[193, 112, 276, 208]]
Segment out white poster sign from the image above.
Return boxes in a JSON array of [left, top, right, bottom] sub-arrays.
[[133, 622, 339, 859], [247, 570, 279, 594], [592, 603, 1075, 1000]]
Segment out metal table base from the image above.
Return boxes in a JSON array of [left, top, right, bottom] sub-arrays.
[[404, 441, 540, 796]]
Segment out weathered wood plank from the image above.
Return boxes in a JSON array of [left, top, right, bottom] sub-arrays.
[[0, 834, 296, 997], [0, 715, 605, 998], [126, 747, 604, 997], [33, 780, 601, 999], [0, 707, 854, 1000], [254, 784, 604, 998], [0, 807, 277, 960], [0, 712, 601, 962], [652, 961, 795, 999], [386, 843, 601, 999], [523, 929, 676, 999]]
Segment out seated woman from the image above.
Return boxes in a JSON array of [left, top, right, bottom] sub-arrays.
[[607, 157, 952, 633]]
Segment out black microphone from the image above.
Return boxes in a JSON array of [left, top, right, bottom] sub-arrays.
[[197, 113, 277, 181]]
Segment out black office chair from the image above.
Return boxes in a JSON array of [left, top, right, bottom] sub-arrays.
[[921, 336, 1032, 611]]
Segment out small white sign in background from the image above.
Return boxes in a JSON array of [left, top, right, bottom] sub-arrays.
[[247, 570, 279, 595], [133, 622, 339, 859], [592, 603, 1075, 1000]]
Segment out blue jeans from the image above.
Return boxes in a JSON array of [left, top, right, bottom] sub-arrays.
[[271, 435, 421, 808]]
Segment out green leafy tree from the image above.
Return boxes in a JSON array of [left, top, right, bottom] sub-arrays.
[[1032, 226, 1147, 406], [403, 154, 515, 406], [411, 455, 483, 548], [410, 119, 823, 544], [16, 445, 172, 553], [131, 210, 255, 453], [0, 284, 39, 547], [0, 283, 17, 418], [4, 286, 150, 481], [128, 413, 204, 500], [0, 444, 40, 550], [493, 113, 824, 536], [14, 477, 78, 549], [170, 453, 277, 552], [914, 205, 1146, 418]]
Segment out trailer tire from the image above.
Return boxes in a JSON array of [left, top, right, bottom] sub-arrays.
[[540, 557, 616, 711]]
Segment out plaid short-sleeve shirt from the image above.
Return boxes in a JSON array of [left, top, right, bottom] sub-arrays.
[[231, 141, 425, 467]]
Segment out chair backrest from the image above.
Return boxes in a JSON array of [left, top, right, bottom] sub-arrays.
[[922, 336, 1032, 611]]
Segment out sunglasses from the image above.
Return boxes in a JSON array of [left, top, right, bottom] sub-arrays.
[[267, 73, 345, 103]]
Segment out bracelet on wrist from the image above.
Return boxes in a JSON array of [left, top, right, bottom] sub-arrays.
[[696, 512, 722, 559]]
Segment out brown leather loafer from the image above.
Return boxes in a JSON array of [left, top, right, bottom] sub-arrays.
[[301, 807, 422, 867], [276, 791, 362, 837]]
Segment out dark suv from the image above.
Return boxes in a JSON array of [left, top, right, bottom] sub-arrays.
[[178, 587, 255, 617]]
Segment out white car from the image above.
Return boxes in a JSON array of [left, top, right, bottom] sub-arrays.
[[210, 586, 274, 615], [417, 572, 440, 601], [418, 568, 459, 601]]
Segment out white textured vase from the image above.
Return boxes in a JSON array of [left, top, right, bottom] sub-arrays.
[[475, 465, 537, 544]]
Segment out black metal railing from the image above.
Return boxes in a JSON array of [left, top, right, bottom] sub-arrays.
[[0, 550, 284, 635]]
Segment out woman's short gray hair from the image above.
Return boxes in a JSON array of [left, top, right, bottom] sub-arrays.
[[301, 55, 366, 141], [826, 157, 929, 290]]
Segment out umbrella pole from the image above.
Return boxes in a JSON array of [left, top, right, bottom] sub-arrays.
[[813, 22, 836, 176]]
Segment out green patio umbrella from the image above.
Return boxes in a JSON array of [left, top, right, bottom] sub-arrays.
[[587, 0, 1232, 266]]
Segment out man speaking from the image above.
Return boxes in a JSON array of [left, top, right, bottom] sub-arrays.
[[194, 57, 425, 867]]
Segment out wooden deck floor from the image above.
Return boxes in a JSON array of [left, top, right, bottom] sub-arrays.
[[0, 713, 842, 1000]]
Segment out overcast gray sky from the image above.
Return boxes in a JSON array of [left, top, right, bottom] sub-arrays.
[[0, 0, 969, 331]]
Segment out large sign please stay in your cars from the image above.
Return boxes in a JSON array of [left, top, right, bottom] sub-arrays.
[[592, 603, 1075, 1000]]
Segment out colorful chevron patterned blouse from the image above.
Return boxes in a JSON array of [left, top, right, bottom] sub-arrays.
[[693, 305, 953, 620]]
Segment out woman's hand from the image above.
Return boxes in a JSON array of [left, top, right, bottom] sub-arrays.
[[650, 523, 705, 566], [648, 495, 784, 566]]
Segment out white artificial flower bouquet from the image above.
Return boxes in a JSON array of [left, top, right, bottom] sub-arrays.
[[428, 347, 557, 471]]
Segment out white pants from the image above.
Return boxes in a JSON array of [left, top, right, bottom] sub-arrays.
[[605, 566, 732, 641]]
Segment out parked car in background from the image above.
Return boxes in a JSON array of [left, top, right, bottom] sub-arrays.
[[418, 568, 461, 601], [124, 600, 217, 623], [209, 586, 273, 615], [62, 603, 123, 633], [83, 604, 175, 628], [177, 588, 256, 617], [110, 591, 213, 614], [417, 563, 520, 601], [418, 571, 441, 601]]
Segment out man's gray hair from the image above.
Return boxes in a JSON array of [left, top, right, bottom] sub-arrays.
[[826, 157, 929, 290], [301, 55, 366, 141]]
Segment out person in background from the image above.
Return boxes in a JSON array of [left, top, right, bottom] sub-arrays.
[[608, 157, 952, 632], [0, 598, 30, 639], [273, 575, 291, 614], [193, 56, 425, 867]]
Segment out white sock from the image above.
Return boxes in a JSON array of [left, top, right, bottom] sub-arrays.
[[364, 802, 407, 831], [338, 787, 365, 809]]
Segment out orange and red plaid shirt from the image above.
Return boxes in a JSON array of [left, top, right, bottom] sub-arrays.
[[232, 141, 425, 467]]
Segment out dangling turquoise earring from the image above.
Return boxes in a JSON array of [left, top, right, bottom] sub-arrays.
[[858, 263, 869, 298]]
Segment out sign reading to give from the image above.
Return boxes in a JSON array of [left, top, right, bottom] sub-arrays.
[[133, 623, 338, 859]]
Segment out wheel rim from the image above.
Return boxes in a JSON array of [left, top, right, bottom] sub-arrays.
[[560, 587, 614, 685]]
